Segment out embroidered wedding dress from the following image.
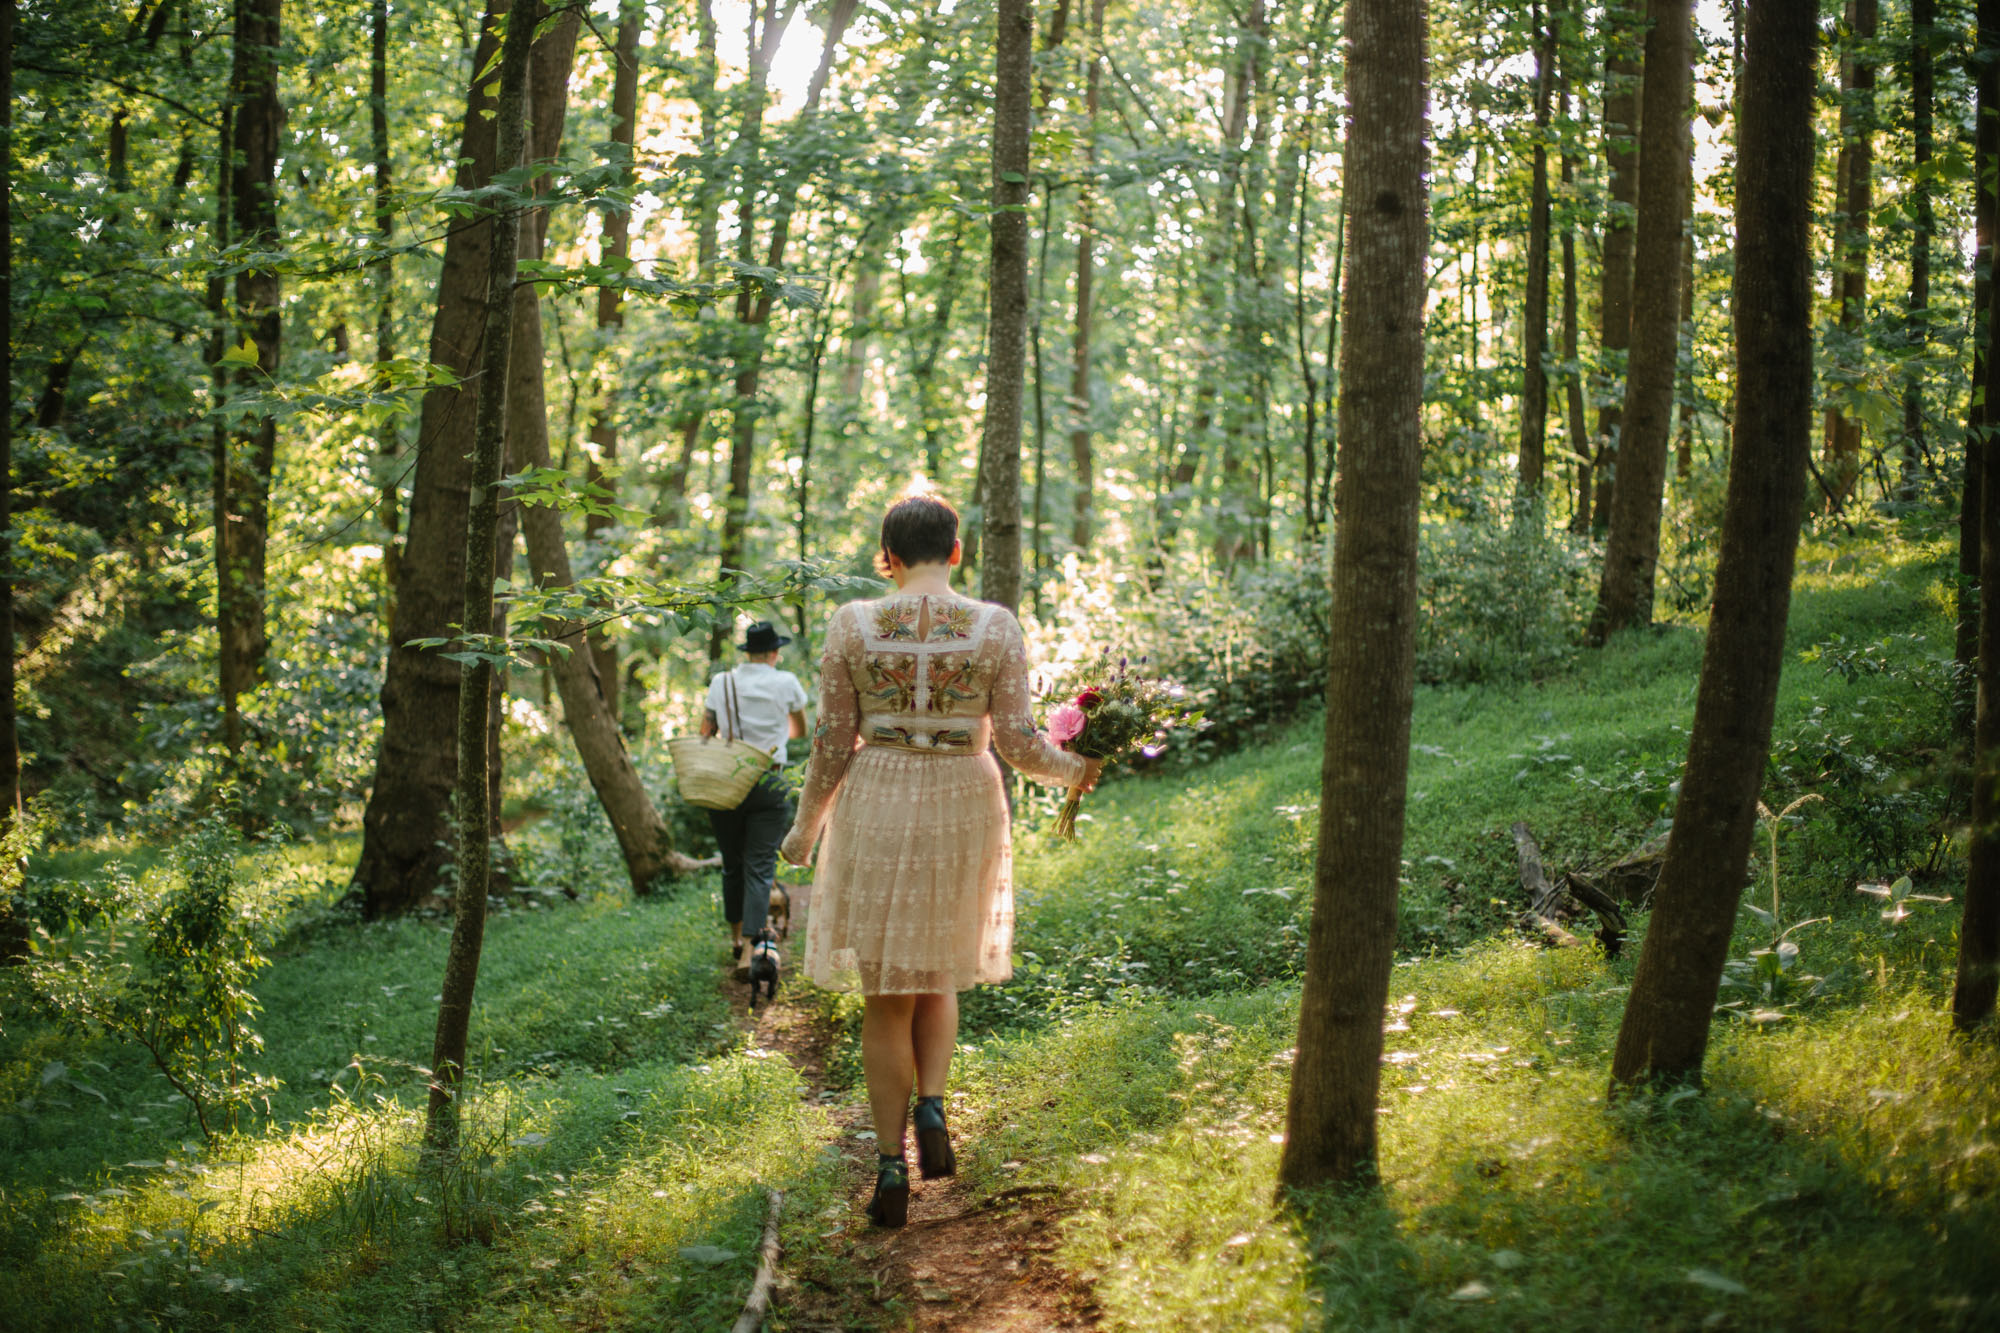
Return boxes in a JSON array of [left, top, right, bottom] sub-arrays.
[[781, 590, 1086, 994]]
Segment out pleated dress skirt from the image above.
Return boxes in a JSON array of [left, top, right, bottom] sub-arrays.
[[802, 745, 1014, 995]]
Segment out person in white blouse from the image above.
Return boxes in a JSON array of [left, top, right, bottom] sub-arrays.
[[701, 621, 810, 977]]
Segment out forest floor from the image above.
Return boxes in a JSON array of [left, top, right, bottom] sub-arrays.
[[726, 882, 1099, 1331]]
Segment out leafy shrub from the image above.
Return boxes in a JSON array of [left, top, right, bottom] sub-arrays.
[[1414, 500, 1597, 685], [9, 813, 281, 1140]]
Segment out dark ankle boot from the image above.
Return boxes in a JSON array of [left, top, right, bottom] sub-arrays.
[[913, 1096, 956, 1179], [867, 1154, 909, 1227]]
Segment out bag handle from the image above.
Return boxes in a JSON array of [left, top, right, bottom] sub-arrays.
[[722, 669, 745, 743]]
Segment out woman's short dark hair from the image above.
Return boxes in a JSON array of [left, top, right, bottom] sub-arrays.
[[879, 493, 959, 571]]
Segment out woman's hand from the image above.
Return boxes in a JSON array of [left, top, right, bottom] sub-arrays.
[[780, 827, 813, 867], [1077, 756, 1105, 792]]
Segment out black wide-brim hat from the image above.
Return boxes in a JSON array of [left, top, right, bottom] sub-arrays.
[[740, 621, 793, 653]]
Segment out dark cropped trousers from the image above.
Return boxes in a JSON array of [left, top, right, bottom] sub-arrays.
[[708, 771, 792, 936]]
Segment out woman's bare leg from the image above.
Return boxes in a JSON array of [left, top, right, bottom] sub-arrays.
[[911, 991, 958, 1097], [862, 994, 918, 1152]]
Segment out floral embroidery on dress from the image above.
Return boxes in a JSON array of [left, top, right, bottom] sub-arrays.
[[868, 723, 976, 751], [860, 653, 919, 713], [873, 601, 920, 642], [927, 655, 986, 712], [926, 601, 976, 642]]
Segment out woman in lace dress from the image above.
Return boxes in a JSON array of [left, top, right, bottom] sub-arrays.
[[779, 494, 1101, 1227]]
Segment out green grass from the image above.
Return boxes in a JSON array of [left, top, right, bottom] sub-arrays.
[[924, 521, 1995, 1330], [0, 861, 851, 1330], [3, 519, 1991, 1331]]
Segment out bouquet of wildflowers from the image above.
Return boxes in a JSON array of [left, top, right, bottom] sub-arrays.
[[1045, 656, 1199, 840]]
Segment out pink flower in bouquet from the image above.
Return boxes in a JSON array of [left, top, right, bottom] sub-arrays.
[[1048, 703, 1088, 746]]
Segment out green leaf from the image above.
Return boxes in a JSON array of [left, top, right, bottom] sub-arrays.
[[679, 1245, 738, 1265], [218, 340, 261, 369], [1684, 1268, 1748, 1296]]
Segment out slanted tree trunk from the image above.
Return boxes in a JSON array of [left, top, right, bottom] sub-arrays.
[[1822, 0, 1878, 508], [1959, 2, 1999, 741], [1607, 0, 1817, 1088], [217, 0, 282, 755], [582, 0, 642, 713], [508, 229, 706, 894], [354, 1, 579, 919], [371, 0, 400, 629], [1902, 0, 1935, 495], [1959, 0, 2000, 1034], [1591, 6, 1640, 533], [426, 0, 535, 1153], [1519, 1, 1554, 497], [1590, 0, 1691, 642], [978, 0, 1035, 616], [1278, 0, 1428, 1193], [1067, 0, 1106, 551]]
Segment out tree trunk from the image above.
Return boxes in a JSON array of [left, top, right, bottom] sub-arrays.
[[661, 0, 723, 527], [217, 0, 282, 755], [1591, 6, 1640, 533], [1960, 3, 1998, 743], [1519, 1, 1553, 496], [715, 0, 856, 662], [1822, 0, 1877, 508], [1606, 0, 1817, 1088], [0, 0, 26, 964], [354, 1, 579, 919], [1277, 0, 1428, 1194], [1902, 0, 1935, 495], [582, 0, 643, 714], [1559, 35, 1591, 530], [426, 0, 536, 1153], [372, 0, 400, 631], [978, 0, 1035, 616], [508, 232, 707, 893], [1673, 156, 1696, 480], [1589, 0, 1691, 642], [1959, 0, 2000, 1035], [1067, 0, 1106, 551]]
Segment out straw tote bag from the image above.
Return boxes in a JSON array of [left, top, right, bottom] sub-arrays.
[[669, 671, 773, 810]]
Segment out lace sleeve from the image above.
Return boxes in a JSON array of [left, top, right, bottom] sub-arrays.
[[781, 604, 864, 863], [988, 610, 1088, 790]]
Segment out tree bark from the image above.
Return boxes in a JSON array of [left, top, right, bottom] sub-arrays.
[[582, 0, 643, 713], [1559, 32, 1591, 529], [1902, 0, 1935, 495], [1589, 0, 1691, 642], [1673, 155, 1696, 480], [1607, 0, 1817, 1088], [661, 0, 723, 527], [354, 1, 579, 919], [1519, 1, 1554, 496], [1959, 0, 2000, 1034], [426, 0, 536, 1153], [1960, 3, 1999, 743], [217, 0, 282, 754], [978, 0, 1035, 616], [1591, 6, 1640, 533], [1822, 0, 1877, 508], [372, 0, 400, 631], [1278, 0, 1428, 1193], [1067, 0, 1106, 551]]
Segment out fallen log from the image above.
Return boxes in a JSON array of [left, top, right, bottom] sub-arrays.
[[729, 1187, 784, 1333], [1511, 821, 1582, 947]]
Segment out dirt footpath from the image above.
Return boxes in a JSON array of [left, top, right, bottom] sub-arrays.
[[723, 882, 1099, 1332]]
